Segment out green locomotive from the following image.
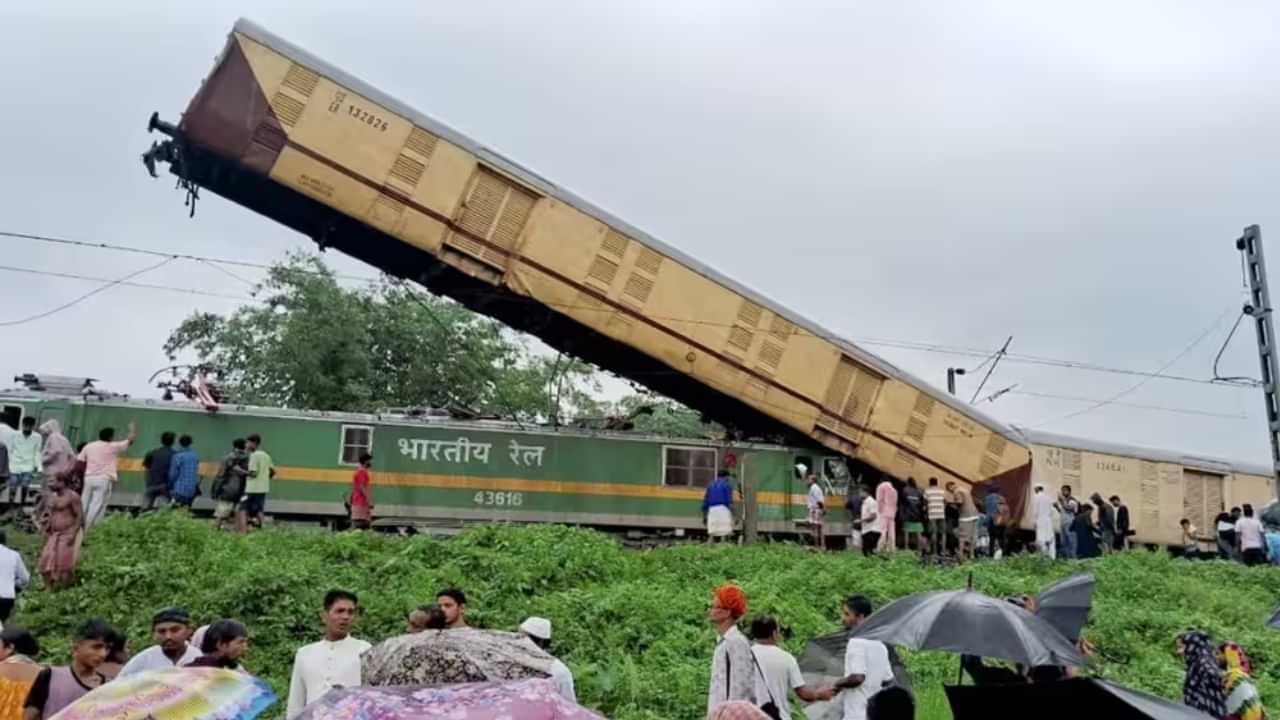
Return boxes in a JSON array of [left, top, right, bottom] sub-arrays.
[[0, 377, 853, 538]]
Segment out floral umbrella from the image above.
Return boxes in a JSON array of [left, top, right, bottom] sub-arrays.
[[295, 678, 606, 720], [51, 667, 275, 720], [362, 628, 555, 686]]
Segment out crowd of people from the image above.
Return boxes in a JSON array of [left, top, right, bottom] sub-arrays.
[[0, 421, 293, 590], [704, 583, 1269, 720], [0, 585, 576, 720], [703, 463, 1150, 563], [1181, 503, 1280, 567]]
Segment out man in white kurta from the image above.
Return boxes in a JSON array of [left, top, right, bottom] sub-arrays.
[[286, 591, 372, 719], [1033, 484, 1056, 559]]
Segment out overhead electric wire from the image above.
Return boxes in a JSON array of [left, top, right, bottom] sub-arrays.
[[1026, 306, 1240, 429], [0, 256, 177, 327], [1211, 310, 1260, 385], [1007, 390, 1248, 420], [1, 230, 376, 284], [0, 264, 252, 301]]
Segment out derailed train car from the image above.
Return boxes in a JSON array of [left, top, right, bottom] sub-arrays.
[[143, 20, 1032, 504]]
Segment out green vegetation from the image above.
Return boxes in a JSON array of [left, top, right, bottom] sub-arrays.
[[13, 515, 1280, 719]]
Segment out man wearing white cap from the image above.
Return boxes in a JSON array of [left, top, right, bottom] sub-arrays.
[[519, 617, 576, 703]]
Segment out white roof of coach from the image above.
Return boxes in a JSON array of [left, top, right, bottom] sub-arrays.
[[1018, 427, 1274, 479]]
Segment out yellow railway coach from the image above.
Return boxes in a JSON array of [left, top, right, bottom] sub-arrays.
[[144, 20, 1032, 495], [1021, 430, 1275, 548]]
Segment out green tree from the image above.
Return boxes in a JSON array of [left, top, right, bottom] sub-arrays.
[[603, 394, 723, 439], [163, 252, 600, 418]]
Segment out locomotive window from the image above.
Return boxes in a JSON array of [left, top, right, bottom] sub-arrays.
[[339, 425, 374, 465], [0, 405, 22, 431], [663, 446, 718, 488]]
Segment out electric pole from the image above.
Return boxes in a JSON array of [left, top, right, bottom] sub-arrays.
[[1236, 225, 1280, 496]]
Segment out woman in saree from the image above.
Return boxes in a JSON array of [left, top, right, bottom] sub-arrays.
[[38, 475, 83, 590], [1218, 641, 1266, 720]]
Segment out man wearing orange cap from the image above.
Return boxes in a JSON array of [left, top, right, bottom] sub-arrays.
[[706, 584, 757, 715]]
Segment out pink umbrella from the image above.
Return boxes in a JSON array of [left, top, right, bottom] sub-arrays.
[[295, 678, 606, 720]]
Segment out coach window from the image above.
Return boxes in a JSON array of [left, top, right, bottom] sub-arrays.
[[663, 446, 718, 488], [0, 405, 22, 431], [339, 425, 374, 465]]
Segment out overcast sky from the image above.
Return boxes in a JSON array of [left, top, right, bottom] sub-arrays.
[[2, 1, 1277, 464]]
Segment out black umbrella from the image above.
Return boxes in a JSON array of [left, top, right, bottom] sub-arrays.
[[946, 677, 1215, 720], [1267, 605, 1280, 630], [1035, 573, 1095, 642], [850, 590, 1086, 669], [798, 630, 914, 720], [798, 629, 914, 692]]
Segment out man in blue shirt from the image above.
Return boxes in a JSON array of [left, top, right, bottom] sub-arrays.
[[168, 435, 201, 508], [702, 471, 734, 543]]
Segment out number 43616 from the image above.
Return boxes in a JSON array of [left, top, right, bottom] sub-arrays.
[[473, 491, 523, 506]]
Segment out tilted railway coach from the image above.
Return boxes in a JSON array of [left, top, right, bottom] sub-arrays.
[[142, 19, 1032, 499], [0, 388, 855, 538]]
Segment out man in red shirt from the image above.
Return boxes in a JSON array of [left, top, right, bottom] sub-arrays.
[[350, 453, 373, 530]]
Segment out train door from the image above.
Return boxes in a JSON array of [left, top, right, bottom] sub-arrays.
[[1183, 469, 1225, 538], [442, 167, 537, 283]]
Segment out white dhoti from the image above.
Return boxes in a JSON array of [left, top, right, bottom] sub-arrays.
[[1035, 521, 1056, 559], [706, 506, 733, 537]]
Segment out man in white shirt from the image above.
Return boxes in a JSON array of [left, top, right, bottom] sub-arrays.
[[749, 615, 831, 718], [806, 472, 826, 549], [119, 608, 201, 676], [286, 590, 371, 719], [0, 530, 29, 624], [706, 584, 756, 715], [518, 616, 577, 703], [1236, 503, 1267, 566], [1032, 484, 1056, 559], [828, 595, 893, 720]]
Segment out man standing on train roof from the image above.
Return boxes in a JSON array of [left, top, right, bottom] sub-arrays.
[[806, 469, 826, 549], [5, 417, 41, 514], [875, 477, 898, 552], [436, 588, 468, 629], [1032, 484, 1056, 559], [78, 421, 137, 529], [703, 469, 735, 544], [140, 432, 175, 512], [118, 608, 200, 676], [239, 433, 274, 533]]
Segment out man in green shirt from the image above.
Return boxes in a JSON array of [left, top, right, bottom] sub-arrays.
[[238, 433, 274, 533]]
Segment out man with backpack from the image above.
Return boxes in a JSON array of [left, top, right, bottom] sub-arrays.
[[211, 439, 249, 532]]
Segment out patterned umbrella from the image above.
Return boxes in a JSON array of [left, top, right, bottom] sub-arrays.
[[295, 678, 606, 720], [50, 667, 275, 720], [362, 628, 556, 686]]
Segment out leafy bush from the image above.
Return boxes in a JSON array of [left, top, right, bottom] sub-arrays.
[[14, 515, 1280, 719]]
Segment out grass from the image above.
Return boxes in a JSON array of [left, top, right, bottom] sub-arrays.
[[8, 514, 1279, 719]]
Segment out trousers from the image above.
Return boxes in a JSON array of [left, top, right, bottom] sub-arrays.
[[82, 476, 112, 528]]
